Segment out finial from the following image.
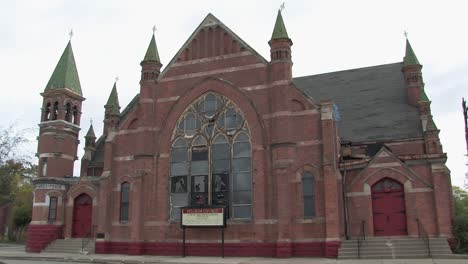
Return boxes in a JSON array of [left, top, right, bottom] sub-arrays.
[[280, 2, 286, 11], [69, 29, 74, 40], [152, 25, 157, 34], [404, 30, 408, 39], [115, 76, 119, 83], [90, 118, 93, 125]]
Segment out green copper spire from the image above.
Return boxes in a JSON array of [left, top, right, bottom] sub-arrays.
[[426, 117, 438, 131], [143, 34, 160, 62], [419, 89, 429, 102], [85, 124, 96, 138], [105, 82, 120, 115], [271, 10, 289, 40], [403, 39, 420, 67], [45, 41, 82, 95]]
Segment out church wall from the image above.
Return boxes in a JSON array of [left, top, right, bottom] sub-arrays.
[[344, 157, 440, 237], [92, 41, 336, 256]]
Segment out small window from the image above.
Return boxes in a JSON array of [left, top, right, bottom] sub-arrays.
[[52, 102, 59, 120], [44, 103, 51, 121], [302, 172, 315, 218], [72, 106, 78, 124], [48, 197, 57, 223], [65, 103, 72, 122], [120, 182, 130, 222], [41, 158, 48, 177]]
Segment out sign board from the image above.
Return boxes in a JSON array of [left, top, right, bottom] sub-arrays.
[[181, 207, 226, 227], [35, 183, 66, 190]]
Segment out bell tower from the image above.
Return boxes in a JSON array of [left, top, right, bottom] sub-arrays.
[[37, 40, 85, 178], [28, 39, 85, 253]]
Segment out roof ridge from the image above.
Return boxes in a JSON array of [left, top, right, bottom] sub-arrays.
[[293, 62, 403, 80]]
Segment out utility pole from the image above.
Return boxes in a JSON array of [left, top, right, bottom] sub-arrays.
[[463, 98, 468, 189]]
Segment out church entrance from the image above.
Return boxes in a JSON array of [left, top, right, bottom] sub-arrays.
[[72, 193, 92, 238], [371, 178, 407, 236]]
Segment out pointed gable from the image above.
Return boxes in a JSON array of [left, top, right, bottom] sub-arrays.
[[160, 13, 267, 78]]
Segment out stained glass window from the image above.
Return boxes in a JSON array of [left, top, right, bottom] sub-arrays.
[[302, 172, 315, 218], [48, 197, 57, 223], [120, 182, 130, 222], [169, 92, 252, 220]]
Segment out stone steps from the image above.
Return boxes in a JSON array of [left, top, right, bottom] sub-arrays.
[[338, 237, 452, 259], [43, 238, 95, 254]]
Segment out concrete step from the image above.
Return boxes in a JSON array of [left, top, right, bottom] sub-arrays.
[[338, 237, 452, 259], [43, 239, 95, 254]]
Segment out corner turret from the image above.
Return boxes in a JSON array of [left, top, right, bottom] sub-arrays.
[[269, 10, 293, 82], [402, 38, 423, 107], [104, 82, 120, 135]]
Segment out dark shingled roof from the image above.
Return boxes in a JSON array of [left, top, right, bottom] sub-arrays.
[[293, 62, 423, 143]]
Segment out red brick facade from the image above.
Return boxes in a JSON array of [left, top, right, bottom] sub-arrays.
[[28, 13, 454, 257]]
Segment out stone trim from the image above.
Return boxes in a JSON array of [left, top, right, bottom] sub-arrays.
[[240, 80, 290, 91], [297, 140, 322, 146], [38, 153, 76, 161], [156, 96, 180, 103], [170, 51, 252, 67], [160, 63, 266, 82], [114, 156, 134, 161], [262, 109, 317, 119]]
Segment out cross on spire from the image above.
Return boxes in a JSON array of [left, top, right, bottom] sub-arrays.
[[90, 118, 93, 125], [69, 29, 74, 40], [152, 25, 157, 34], [280, 2, 286, 11], [115, 76, 119, 83], [404, 30, 408, 39]]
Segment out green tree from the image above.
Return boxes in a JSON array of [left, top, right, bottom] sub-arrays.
[[453, 186, 468, 253], [0, 124, 35, 241]]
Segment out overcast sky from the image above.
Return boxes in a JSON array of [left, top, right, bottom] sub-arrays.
[[1, 0, 467, 187]]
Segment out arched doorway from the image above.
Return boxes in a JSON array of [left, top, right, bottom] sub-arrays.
[[72, 193, 92, 238], [371, 178, 407, 236]]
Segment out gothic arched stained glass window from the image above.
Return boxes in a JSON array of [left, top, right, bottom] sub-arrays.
[[170, 92, 252, 220]]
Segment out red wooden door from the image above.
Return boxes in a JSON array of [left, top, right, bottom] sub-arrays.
[[72, 194, 92, 238], [372, 178, 407, 236]]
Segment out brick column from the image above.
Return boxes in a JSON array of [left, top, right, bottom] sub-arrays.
[[431, 163, 453, 237], [320, 101, 341, 257], [128, 172, 144, 255]]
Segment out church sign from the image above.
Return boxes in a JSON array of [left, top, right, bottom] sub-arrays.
[[181, 207, 226, 227], [35, 183, 66, 190]]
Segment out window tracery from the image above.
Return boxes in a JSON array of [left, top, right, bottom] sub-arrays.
[[169, 92, 252, 220]]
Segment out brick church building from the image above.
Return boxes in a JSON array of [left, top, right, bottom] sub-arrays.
[[27, 11, 455, 257]]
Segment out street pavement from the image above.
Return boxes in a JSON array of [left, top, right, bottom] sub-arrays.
[[0, 244, 467, 264]]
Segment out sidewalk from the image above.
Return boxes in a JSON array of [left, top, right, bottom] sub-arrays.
[[0, 245, 467, 264]]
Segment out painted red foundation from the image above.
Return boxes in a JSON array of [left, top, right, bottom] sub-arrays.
[[95, 241, 340, 257], [26, 225, 63, 252]]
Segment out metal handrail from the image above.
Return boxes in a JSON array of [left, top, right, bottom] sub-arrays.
[[357, 220, 366, 258], [81, 225, 96, 253], [416, 218, 431, 257]]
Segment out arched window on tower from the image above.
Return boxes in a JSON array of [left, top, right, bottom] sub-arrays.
[[41, 158, 48, 177], [65, 103, 72, 122], [120, 182, 130, 222], [44, 102, 51, 121], [48, 197, 57, 223], [72, 106, 78, 125], [52, 102, 59, 120], [169, 92, 252, 220], [302, 172, 315, 218]]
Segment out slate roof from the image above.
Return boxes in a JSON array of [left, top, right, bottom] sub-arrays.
[[294, 62, 423, 143]]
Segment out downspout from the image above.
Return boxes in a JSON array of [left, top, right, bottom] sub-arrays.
[[342, 167, 350, 239]]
